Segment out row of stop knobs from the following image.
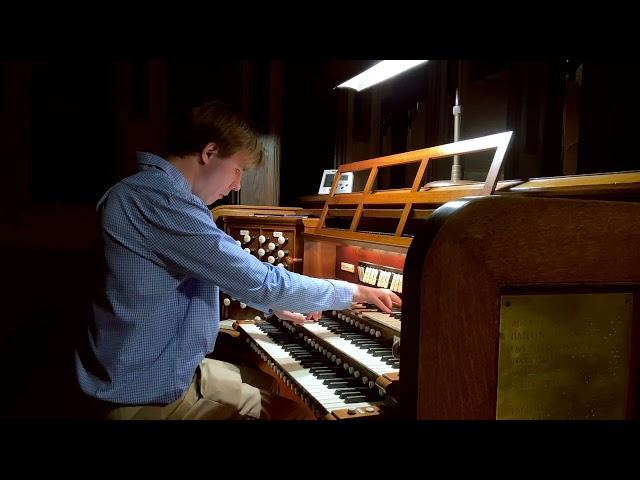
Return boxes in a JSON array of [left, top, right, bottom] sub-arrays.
[[235, 234, 290, 267]]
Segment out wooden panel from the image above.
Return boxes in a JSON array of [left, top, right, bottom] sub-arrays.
[[325, 208, 436, 219], [302, 237, 336, 279], [211, 205, 302, 222], [401, 195, 640, 419], [499, 171, 640, 198], [304, 232, 410, 254], [306, 230, 412, 249]]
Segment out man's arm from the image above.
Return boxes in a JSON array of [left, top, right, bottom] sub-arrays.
[[144, 193, 355, 314], [274, 285, 401, 324]]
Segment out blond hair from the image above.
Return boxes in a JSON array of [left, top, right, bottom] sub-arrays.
[[166, 101, 262, 167]]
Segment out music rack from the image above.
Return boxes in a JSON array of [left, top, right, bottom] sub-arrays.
[[313, 131, 514, 248]]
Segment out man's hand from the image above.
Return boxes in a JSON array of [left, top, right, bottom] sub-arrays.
[[273, 310, 322, 324], [352, 285, 402, 313]]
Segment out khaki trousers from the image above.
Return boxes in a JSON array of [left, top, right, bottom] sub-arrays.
[[105, 358, 313, 420]]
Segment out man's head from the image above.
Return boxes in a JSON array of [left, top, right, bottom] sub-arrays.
[[165, 101, 263, 205]]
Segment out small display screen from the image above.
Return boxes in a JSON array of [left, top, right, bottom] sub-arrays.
[[340, 174, 350, 181], [323, 173, 335, 188]]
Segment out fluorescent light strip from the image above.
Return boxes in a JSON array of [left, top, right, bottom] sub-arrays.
[[337, 60, 428, 92]]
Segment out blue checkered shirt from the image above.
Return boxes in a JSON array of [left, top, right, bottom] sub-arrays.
[[75, 152, 354, 405]]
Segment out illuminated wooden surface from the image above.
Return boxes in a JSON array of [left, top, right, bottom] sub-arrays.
[[315, 131, 513, 241], [401, 195, 640, 419]]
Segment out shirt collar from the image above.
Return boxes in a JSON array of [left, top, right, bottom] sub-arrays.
[[136, 151, 193, 195]]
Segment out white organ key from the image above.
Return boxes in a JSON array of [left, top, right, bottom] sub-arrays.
[[391, 273, 399, 292], [397, 274, 403, 293]]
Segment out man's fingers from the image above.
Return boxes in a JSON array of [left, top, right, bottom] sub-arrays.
[[375, 297, 391, 313], [305, 311, 321, 321], [275, 310, 307, 324], [391, 292, 402, 307], [289, 313, 307, 324], [274, 310, 325, 324], [371, 290, 401, 313]]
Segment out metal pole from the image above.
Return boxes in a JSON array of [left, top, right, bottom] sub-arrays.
[[451, 88, 463, 181]]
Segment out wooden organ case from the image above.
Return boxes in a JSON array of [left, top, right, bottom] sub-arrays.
[[297, 132, 516, 418], [217, 132, 514, 418], [214, 134, 640, 420]]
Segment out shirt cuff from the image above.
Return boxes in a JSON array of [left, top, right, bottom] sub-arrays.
[[326, 279, 355, 310]]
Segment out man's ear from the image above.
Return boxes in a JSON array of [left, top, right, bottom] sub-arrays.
[[200, 142, 218, 164]]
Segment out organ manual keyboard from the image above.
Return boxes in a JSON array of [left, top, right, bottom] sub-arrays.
[[237, 317, 385, 419]]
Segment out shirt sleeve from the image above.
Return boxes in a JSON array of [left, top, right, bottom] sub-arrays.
[[142, 189, 354, 314]]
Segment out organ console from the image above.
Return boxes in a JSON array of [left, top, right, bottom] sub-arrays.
[[211, 205, 312, 322], [212, 134, 640, 420]]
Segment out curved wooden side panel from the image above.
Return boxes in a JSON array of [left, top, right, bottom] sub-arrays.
[[401, 195, 640, 419]]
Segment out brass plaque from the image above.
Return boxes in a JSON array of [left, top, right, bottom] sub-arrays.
[[496, 292, 633, 419]]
